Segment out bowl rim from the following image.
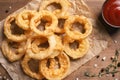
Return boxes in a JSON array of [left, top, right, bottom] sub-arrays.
[[102, 0, 120, 28]]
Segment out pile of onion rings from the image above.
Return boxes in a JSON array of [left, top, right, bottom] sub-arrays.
[[1, 0, 92, 80]]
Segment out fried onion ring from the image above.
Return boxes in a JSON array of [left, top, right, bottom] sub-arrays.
[[31, 37, 48, 53], [21, 55, 44, 79], [30, 10, 58, 36], [64, 15, 92, 40], [63, 36, 89, 59], [40, 52, 70, 80], [31, 35, 63, 58], [48, 35, 63, 58], [16, 10, 38, 30], [26, 35, 58, 60], [4, 14, 27, 42], [1, 39, 26, 62], [39, 0, 71, 17]]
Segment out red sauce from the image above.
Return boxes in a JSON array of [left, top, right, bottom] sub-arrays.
[[102, 0, 120, 27]]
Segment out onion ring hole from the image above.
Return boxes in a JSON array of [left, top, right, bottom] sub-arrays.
[[71, 22, 85, 34], [69, 40, 79, 50], [37, 17, 52, 31], [58, 18, 66, 29], [11, 20, 25, 35], [28, 59, 39, 73], [46, 2, 62, 12]]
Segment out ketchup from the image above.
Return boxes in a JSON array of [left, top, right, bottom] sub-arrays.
[[102, 0, 120, 27]]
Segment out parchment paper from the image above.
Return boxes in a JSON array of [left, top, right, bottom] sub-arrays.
[[0, 0, 112, 80]]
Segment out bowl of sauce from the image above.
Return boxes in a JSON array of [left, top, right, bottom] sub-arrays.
[[102, 0, 120, 28]]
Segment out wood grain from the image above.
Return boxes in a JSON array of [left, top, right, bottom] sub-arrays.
[[0, 0, 120, 80]]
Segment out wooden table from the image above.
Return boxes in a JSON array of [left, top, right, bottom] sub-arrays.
[[0, 0, 120, 80]]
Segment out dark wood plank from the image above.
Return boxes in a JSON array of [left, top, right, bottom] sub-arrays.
[[0, 0, 31, 20]]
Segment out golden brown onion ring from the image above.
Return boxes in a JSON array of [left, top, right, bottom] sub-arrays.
[[40, 52, 70, 80], [26, 35, 60, 60], [4, 14, 27, 42], [48, 35, 63, 58], [30, 10, 58, 36], [63, 36, 89, 59], [39, 0, 71, 17], [31, 37, 48, 53], [64, 15, 92, 40], [21, 55, 44, 79], [16, 10, 38, 30], [1, 39, 26, 62], [31, 35, 63, 58]]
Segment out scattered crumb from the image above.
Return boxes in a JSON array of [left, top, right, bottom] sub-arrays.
[[114, 40, 118, 44], [117, 62, 120, 67], [114, 78, 118, 80], [5, 10, 9, 13], [96, 55, 100, 59], [3, 76, 7, 79], [94, 64, 98, 68], [102, 57, 106, 61], [112, 74, 115, 77], [110, 56, 114, 60], [98, 74, 102, 78], [76, 78, 79, 80], [0, 76, 2, 79], [106, 74, 109, 77], [6, 78, 10, 80], [9, 6, 12, 9]]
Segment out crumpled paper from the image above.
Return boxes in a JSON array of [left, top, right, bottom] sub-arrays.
[[0, 0, 112, 80]]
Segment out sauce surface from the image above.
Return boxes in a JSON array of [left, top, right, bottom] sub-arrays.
[[103, 0, 120, 27]]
